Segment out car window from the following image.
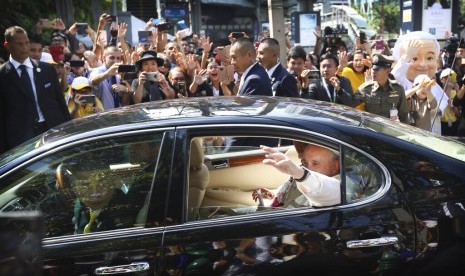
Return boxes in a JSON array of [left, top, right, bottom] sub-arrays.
[[187, 135, 384, 222], [343, 147, 384, 204], [0, 134, 162, 237]]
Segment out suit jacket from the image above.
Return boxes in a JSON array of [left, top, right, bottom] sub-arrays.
[[271, 64, 298, 98], [0, 59, 71, 153], [238, 63, 272, 96], [302, 75, 354, 106]]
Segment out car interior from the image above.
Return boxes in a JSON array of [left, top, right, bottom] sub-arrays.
[[187, 136, 384, 221]]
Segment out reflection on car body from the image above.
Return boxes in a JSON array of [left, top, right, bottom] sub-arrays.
[[0, 96, 464, 275]]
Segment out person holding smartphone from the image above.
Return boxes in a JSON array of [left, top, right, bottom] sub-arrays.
[[168, 66, 191, 98], [189, 60, 234, 97], [68, 77, 104, 119], [132, 50, 175, 104]]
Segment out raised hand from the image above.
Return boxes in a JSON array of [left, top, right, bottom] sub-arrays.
[[201, 36, 213, 54]]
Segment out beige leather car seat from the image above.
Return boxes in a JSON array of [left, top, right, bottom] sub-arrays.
[[201, 145, 300, 208], [188, 138, 210, 209]]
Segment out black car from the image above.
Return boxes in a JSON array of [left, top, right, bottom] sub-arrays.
[[1, 96, 465, 275]]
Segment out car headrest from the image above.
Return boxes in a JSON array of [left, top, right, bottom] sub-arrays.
[[55, 163, 77, 204], [190, 138, 204, 170]]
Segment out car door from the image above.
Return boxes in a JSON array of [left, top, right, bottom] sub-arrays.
[[160, 125, 416, 275], [0, 129, 175, 275]]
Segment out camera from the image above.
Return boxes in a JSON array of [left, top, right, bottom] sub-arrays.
[[69, 60, 85, 68], [323, 26, 347, 55], [146, 72, 158, 82]]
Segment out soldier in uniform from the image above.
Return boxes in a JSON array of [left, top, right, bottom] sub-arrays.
[[354, 54, 409, 123]]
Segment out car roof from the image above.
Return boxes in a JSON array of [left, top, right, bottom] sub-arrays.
[[43, 96, 364, 144]]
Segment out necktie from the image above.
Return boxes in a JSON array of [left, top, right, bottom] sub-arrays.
[[83, 209, 98, 234], [19, 65, 39, 120], [238, 78, 244, 93], [110, 76, 120, 108]]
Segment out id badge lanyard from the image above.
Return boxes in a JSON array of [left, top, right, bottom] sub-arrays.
[[321, 78, 336, 103]]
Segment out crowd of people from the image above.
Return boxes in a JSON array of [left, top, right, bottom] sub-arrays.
[[1, 13, 465, 153]]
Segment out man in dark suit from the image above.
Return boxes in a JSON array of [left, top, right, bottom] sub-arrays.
[[229, 38, 272, 96], [257, 38, 298, 97], [0, 26, 70, 153], [301, 53, 354, 107]]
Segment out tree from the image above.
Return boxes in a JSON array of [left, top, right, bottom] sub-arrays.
[[368, 0, 400, 35], [0, 0, 114, 60]]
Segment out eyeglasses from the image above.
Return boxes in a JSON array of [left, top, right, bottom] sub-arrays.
[[172, 77, 185, 81], [51, 38, 65, 43]]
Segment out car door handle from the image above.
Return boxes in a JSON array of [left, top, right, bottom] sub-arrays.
[[346, 236, 398, 249], [94, 262, 150, 275], [211, 159, 229, 169]]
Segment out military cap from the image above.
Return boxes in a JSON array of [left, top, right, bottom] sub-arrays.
[[372, 54, 393, 69]]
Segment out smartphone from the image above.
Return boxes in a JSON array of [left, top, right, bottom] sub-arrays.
[[375, 40, 384, 50], [178, 81, 187, 96], [122, 72, 138, 81], [69, 60, 85, 67], [108, 15, 117, 23], [49, 45, 65, 62], [199, 29, 206, 39], [77, 23, 88, 35], [79, 94, 96, 104], [146, 72, 158, 82], [462, 58, 465, 65], [231, 32, 244, 39], [308, 70, 321, 81], [118, 64, 137, 73], [41, 19, 56, 29], [138, 30, 152, 44], [157, 22, 173, 32], [359, 31, 366, 44]]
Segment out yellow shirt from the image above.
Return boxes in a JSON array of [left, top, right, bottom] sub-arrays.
[[68, 98, 104, 119], [340, 67, 366, 110]]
